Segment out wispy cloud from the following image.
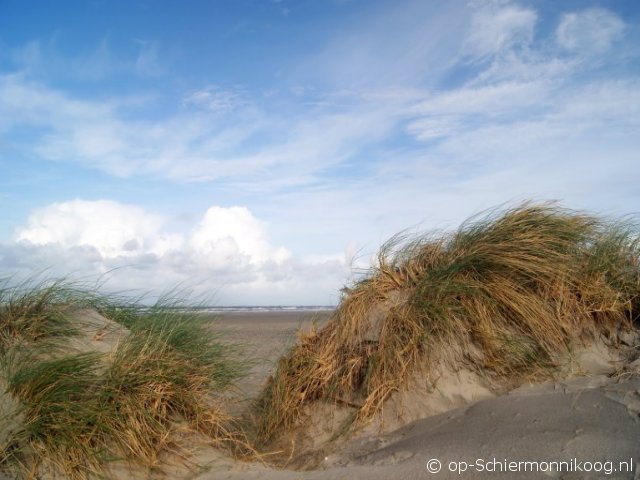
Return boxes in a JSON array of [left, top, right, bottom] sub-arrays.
[[133, 39, 166, 76], [295, 1, 469, 89], [183, 85, 248, 113], [462, 2, 537, 60], [1, 0, 639, 303], [1, 36, 168, 81], [556, 8, 625, 54], [2, 2, 634, 193]]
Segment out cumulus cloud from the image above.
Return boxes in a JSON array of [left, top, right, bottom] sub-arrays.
[[15, 200, 173, 258], [14, 200, 291, 266], [190, 206, 291, 266], [2, 1, 639, 305], [6, 200, 347, 305], [556, 8, 625, 54]]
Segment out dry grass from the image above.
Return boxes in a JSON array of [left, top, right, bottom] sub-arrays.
[[3, 202, 639, 473], [0, 285, 250, 479], [0, 278, 84, 352], [256, 203, 640, 442]]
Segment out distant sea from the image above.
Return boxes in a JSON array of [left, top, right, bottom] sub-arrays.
[[191, 305, 335, 313]]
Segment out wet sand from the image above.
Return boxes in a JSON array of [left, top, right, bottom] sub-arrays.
[[215, 310, 333, 398]]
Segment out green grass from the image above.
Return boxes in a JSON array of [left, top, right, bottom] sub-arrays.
[[111, 298, 244, 392], [0, 282, 249, 479], [3, 202, 639, 474], [4, 353, 105, 477], [0, 277, 82, 351], [255, 203, 640, 442]]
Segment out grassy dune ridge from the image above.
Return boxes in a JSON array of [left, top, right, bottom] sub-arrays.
[[256, 203, 640, 441], [1, 202, 639, 477], [0, 282, 249, 479]]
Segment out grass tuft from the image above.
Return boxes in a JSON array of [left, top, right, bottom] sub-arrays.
[[0, 283, 249, 479], [256, 203, 640, 442], [0, 278, 81, 352]]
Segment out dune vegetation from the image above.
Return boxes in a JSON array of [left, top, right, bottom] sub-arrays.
[[255, 203, 640, 443], [1, 202, 639, 477], [0, 280, 249, 479]]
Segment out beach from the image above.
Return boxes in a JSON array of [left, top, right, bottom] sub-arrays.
[[3, 206, 640, 480], [1, 297, 638, 480], [215, 310, 333, 398], [192, 310, 640, 480]]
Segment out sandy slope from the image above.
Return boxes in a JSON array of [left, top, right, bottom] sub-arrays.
[[192, 374, 640, 479], [193, 312, 640, 480], [6, 310, 635, 479]]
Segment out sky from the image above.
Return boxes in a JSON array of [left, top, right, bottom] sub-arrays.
[[1, 0, 639, 305]]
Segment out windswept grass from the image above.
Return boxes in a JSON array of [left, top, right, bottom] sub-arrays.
[[0, 282, 249, 479], [0, 278, 83, 351], [3, 353, 105, 478], [3, 202, 639, 473], [111, 298, 244, 392], [256, 203, 640, 442]]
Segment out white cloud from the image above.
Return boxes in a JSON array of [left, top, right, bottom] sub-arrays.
[[7, 200, 347, 305], [295, 1, 469, 88], [462, 3, 537, 59], [0, 73, 114, 132], [406, 117, 459, 141], [183, 85, 247, 113], [0, 74, 269, 179], [411, 81, 547, 116], [1, 2, 624, 192], [406, 80, 551, 142], [556, 8, 625, 54], [1, 74, 397, 187], [409, 79, 640, 170], [190, 206, 291, 266], [15, 200, 176, 258], [2, 1, 639, 306]]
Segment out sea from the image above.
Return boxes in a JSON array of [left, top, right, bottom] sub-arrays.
[[191, 305, 334, 314]]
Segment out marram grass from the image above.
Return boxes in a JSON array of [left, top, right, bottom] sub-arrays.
[[0, 278, 83, 352], [256, 203, 640, 442], [2, 202, 639, 475], [0, 283, 249, 479]]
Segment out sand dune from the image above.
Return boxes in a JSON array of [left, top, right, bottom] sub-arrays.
[[3, 205, 639, 479], [194, 312, 640, 480], [1, 307, 638, 479], [206, 377, 640, 479]]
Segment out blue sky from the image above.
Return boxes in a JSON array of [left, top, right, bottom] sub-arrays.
[[1, 0, 639, 305]]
